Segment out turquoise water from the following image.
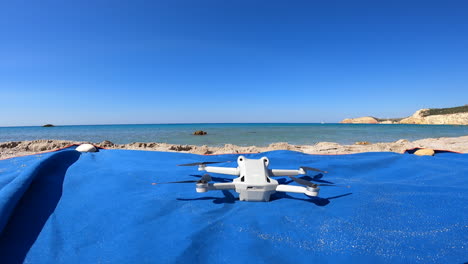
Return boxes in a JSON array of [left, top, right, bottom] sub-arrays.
[[0, 123, 467, 146]]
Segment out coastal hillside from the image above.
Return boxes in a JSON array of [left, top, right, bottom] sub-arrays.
[[341, 105, 468, 125]]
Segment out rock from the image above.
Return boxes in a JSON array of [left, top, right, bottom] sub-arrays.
[[42, 124, 55, 127], [146, 143, 156, 148], [340, 117, 378, 124], [220, 144, 240, 153], [99, 140, 115, 147], [76, 144, 97, 152], [169, 145, 192, 151], [399, 117, 424, 124], [193, 130, 207, 135], [192, 145, 211, 154], [0, 141, 20, 148], [268, 142, 293, 150], [395, 139, 409, 144], [414, 148, 435, 156], [355, 141, 370, 145]]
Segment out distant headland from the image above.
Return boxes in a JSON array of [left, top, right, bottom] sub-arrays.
[[341, 105, 468, 125]]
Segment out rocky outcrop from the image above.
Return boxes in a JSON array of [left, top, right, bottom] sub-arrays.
[[341, 106, 468, 125], [423, 113, 468, 124], [193, 130, 207, 135], [0, 139, 81, 159], [169, 145, 192, 151], [98, 140, 115, 147], [398, 109, 428, 124], [1, 136, 467, 159], [340, 116, 378, 124], [400, 109, 468, 125]]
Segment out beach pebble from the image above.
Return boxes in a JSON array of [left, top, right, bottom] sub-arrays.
[[76, 144, 97, 152], [414, 148, 435, 156]]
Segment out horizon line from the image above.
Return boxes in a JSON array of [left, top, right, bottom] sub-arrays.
[[0, 122, 339, 128]]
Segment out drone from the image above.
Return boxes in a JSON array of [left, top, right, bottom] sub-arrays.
[[157, 155, 347, 202]]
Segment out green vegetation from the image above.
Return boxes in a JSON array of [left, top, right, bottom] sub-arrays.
[[375, 117, 404, 122], [422, 105, 468, 117]]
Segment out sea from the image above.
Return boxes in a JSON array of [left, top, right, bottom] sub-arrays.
[[1, 123, 467, 147]]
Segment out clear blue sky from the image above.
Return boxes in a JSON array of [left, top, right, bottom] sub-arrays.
[[1, 0, 467, 126]]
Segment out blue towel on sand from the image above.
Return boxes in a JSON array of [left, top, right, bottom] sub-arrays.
[[0, 147, 466, 263]]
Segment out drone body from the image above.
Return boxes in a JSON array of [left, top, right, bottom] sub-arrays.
[[189, 156, 323, 202]]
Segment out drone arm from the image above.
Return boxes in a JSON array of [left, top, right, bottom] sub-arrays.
[[199, 166, 239, 176], [275, 184, 307, 193], [196, 182, 235, 193], [269, 168, 305, 176], [275, 184, 319, 197], [208, 183, 236, 190]]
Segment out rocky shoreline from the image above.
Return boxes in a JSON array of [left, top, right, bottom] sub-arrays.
[[1, 136, 467, 160], [341, 106, 468, 125]]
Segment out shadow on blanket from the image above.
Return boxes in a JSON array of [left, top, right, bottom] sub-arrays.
[[0, 150, 81, 263]]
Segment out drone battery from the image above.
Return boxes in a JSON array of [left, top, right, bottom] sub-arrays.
[[238, 187, 276, 202]]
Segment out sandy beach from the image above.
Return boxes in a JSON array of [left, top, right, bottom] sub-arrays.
[[1, 135, 467, 160]]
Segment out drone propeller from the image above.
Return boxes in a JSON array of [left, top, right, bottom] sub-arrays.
[[154, 180, 199, 185], [155, 174, 212, 185], [177, 161, 231, 166], [289, 176, 349, 188], [301, 166, 328, 174]]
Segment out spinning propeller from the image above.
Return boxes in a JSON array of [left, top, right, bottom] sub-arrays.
[[301, 166, 328, 174], [155, 174, 212, 185], [178, 161, 232, 166], [289, 176, 349, 188]]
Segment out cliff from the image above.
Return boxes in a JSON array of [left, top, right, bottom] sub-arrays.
[[340, 105, 468, 125], [340, 116, 379, 124]]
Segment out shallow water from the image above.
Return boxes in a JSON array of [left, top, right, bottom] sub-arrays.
[[0, 123, 467, 146]]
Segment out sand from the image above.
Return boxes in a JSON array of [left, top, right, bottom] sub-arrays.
[[0, 136, 467, 160]]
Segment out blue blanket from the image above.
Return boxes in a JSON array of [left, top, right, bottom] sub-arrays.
[[0, 147, 466, 263]]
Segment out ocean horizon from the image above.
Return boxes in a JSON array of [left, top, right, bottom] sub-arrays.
[[1, 123, 467, 147]]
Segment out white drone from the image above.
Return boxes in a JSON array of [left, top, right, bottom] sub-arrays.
[[159, 156, 343, 202]]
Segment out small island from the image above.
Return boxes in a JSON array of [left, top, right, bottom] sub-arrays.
[[341, 105, 468, 125], [42, 124, 55, 127]]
